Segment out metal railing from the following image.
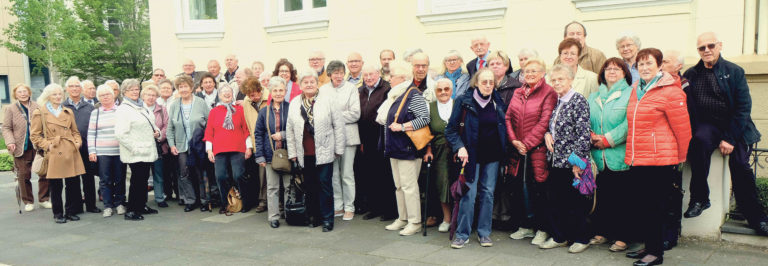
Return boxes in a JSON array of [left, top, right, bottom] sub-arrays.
[[751, 145, 768, 178]]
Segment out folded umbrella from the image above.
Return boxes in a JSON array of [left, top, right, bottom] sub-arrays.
[[568, 152, 596, 196], [449, 167, 469, 240]]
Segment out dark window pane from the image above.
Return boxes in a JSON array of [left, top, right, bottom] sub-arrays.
[[190, 0, 217, 20], [284, 0, 302, 11], [313, 0, 326, 8]]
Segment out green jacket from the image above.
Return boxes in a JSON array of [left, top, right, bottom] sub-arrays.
[[588, 79, 631, 172]]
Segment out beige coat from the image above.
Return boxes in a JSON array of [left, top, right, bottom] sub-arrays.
[[2, 101, 40, 157], [29, 107, 85, 179], [243, 96, 268, 152]]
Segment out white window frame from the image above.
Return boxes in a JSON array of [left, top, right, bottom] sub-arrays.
[[417, 0, 507, 25], [174, 0, 225, 40], [264, 0, 329, 34], [571, 0, 692, 12]]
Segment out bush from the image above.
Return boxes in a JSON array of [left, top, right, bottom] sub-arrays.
[[0, 137, 6, 150], [758, 178, 768, 215], [0, 153, 13, 171]]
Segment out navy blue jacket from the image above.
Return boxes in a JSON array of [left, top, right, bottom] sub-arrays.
[[684, 57, 761, 145], [445, 88, 507, 182], [62, 97, 94, 154], [254, 101, 290, 164], [384, 88, 421, 160]]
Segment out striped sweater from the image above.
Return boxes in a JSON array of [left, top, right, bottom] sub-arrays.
[[87, 107, 120, 156]]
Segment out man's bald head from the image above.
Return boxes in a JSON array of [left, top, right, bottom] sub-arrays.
[[346, 52, 364, 76], [182, 59, 195, 75], [208, 60, 221, 77]]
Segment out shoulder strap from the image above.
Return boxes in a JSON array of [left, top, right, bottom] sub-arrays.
[[266, 106, 275, 151], [16, 102, 29, 123], [40, 108, 48, 146], [95, 108, 100, 143], [393, 87, 414, 124]]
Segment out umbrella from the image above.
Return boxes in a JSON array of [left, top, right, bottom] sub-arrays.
[[568, 152, 596, 196], [15, 177, 22, 214], [422, 158, 432, 236], [448, 167, 469, 240], [520, 155, 533, 219]]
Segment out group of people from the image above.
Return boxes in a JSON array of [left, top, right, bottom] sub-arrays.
[[5, 21, 767, 266]]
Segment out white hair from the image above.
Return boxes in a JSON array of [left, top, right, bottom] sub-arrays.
[[82, 80, 95, 88], [296, 69, 318, 84], [95, 84, 115, 102], [105, 80, 119, 87], [518, 48, 539, 59], [268, 76, 286, 91], [65, 76, 81, 87], [664, 50, 685, 66], [37, 83, 63, 106], [549, 64, 575, 80], [402, 48, 423, 62], [259, 71, 272, 80], [435, 78, 454, 89], [389, 62, 413, 81], [616, 31, 642, 49]]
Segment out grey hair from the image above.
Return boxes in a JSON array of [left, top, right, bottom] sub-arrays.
[[268, 76, 287, 92], [120, 79, 141, 95], [218, 83, 233, 97], [105, 80, 119, 87], [435, 78, 454, 90], [296, 69, 319, 84], [616, 31, 642, 49], [259, 71, 272, 80], [440, 50, 466, 74], [389, 62, 413, 81], [65, 76, 81, 87], [37, 83, 63, 107], [403, 48, 423, 62], [326, 60, 346, 76], [82, 79, 95, 88], [153, 68, 165, 74], [140, 84, 160, 98], [665, 50, 685, 65], [361, 64, 380, 74], [518, 48, 539, 59], [95, 84, 115, 102], [549, 64, 575, 80]]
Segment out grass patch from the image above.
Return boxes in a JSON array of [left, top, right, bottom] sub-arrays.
[[758, 178, 768, 215]]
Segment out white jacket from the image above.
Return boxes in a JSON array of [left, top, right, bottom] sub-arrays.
[[319, 81, 361, 146], [115, 100, 159, 164], [286, 92, 345, 168]]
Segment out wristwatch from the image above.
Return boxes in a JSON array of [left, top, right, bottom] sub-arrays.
[[401, 124, 405, 132]]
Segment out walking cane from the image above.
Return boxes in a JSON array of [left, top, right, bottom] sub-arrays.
[[422, 158, 432, 236], [521, 155, 533, 219], [15, 177, 22, 214]]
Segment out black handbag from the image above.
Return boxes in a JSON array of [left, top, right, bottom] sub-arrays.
[[285, 164, 307, 226]]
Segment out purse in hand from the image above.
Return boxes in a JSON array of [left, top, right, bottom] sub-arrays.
[[31, 109, 49, 176], [267, 107, 292, 174], [394, 87, 433, 150]]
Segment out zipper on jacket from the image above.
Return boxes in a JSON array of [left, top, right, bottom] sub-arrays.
[[652, 131, 657, 153], [600, 110, 607, 166], [629, 94, 643, 166]]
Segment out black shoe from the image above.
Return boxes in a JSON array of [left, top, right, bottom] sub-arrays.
[[157, 201, 169, 208], [219, 207, 227, 214], [663, 240, 677, 250], [322, 221, 333, 232], [86, 207, 102, 213], [684, 201, 711, 218], [363, 212, 380, 220], [65, 214, 80, 221], [200, 205, 211, 212], [124, 211, 144, 221], [178, 201, 185, 206], [626, 249, 648, 259], [270, 220, 280, 228], [756, 221, 768, 236], [184, 204, 198, 212], [54, 216, 67, 224], [240, 206, 251, 213], [143, 205, 159, 214], [355, 207, 368, 215], [633, 255, 663, 266], [380, 214, 396, 221]]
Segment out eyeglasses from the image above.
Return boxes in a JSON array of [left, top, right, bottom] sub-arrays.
[[445, 58, 460, 63], [697, 42, 720, 52], [479, 80, 494, 85], [523, 70, 541, 74], [436, 87, 451, 93], [560, 51, 578, 57], [347, 60, 362, 64], [278, 70, 291, 74], [413, 64, 428, 69], [619, 44, 635, 50], [604, 67, 622, 72], [309, 58, 324, 62]]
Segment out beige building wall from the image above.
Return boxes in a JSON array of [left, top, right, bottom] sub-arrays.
[[0, 0, 31, 121]]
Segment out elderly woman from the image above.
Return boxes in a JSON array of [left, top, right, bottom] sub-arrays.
[[549, 38, 599, 99], [538, 65, 592, 252], [506, 58, 558, 245], [382, 63, 431, 237], [87, 84, 125, 218], [435, 50, 470, 99], [287, 70, 345, 232], [511, 48, 539, 82], [445, 68, 507, 248], [3, 83, 48, 212], [587, 58, 634, 252], [423, 78, 457, 232], [30, 84, 85, 223], [204, 84, 252, 214], [155, 78, 179, 200], [259, 71, 273, 101], [487, 50, 523, 106], [114, 79, 161, 221], [142, 85, 170, 208], [616, 32, 641, 83], [156, 79, 176, 108], [624, 48, 691, 266], [255, 76, 291, 228], [319, 60, 361, 221], [195, 72, 220, 108], [272, 59, 302, 101], [242, 77, 268, 212], [252, 61, 265, 79], [167, 76, 211, 213]]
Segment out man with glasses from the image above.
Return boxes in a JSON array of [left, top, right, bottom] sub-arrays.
[[410, 53, 437, 103], [151, 68, 167, 84], [553, 21, 606, 73], [309, 51, 330, 87], [345, 52, 364, 88], [682, 32, 768, 236]]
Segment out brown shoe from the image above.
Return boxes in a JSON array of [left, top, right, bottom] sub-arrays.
[[425, 216, 438, 227], [254, 205, 267, 213]]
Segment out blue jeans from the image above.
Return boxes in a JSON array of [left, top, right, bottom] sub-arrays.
[[151, 158, 165, 203], [214, 152, 245, 207], [97, 155, 126, 208], [456, 161, 499, 240]]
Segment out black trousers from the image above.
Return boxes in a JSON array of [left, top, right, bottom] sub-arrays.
[[162, 153, 179, 199], [688, 123, 767, 226], [74, 149, 98, 211], [545, 167, 591, 244], [355, 146, 397, 217], [632, 165, 675, 257], [49, 177, 80, 217], [242, 156, 261, 208], [510, 157, 548, 232], [127, 162, 151, 213], [304, 156, 334, 223], [592, 168, 633, 242]]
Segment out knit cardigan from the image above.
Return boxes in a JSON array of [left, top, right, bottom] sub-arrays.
[[114, 100, 159, 163]]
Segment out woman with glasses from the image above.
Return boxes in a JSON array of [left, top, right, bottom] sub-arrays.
[[549, 38, 599, 99], [435, 50, 470, 99], [272, 59, 302, 102]]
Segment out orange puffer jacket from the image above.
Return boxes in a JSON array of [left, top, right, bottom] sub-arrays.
[[625, 72, 691, 166]]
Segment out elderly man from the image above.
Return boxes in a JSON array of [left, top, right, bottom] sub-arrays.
[[345, 52, 364, 88], [176, 59, 205, 89], [207, 60, 227, 85], [355, 65, 396, 221], [82, 80, 98, 105], [224, 54, 239, 82], [553, 21, 607, 73], [61, 76, 101, 216], [682, 32, 768, 235], [228, 67, 251, 102], [409, 52, 437, 103], [467, 37, 490, 77], [380, 49, 395, 81], [662, 50, 688, 88], [151, 68, 167, 84], [309, 51, 330, 87]]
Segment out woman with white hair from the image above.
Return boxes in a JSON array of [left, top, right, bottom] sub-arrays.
[[143, 85, 170, 208], [286, 69, 345, 232], [616, 31, 641, 83], [87, 84, 126, 217], [114, 79, 161, 221], [423, 78, 457, 232], [30, 84, 85, 223], [511, 48, 539, 82], [436, 50, 470, 99]]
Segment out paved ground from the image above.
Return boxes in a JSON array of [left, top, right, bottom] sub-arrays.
[[1, 171, 768, 266]]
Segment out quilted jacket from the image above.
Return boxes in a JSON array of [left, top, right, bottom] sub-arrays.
[[588, 79, 632, 172]]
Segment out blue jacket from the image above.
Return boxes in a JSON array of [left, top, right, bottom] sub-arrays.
[[62, 97, 94, 153], [254, 101, 290, 164], [683, 57, 761, 145], [445, 88, 507, 182]]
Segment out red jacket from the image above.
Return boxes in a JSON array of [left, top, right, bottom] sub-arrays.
[[505, 79, 557, 182], [204, 105, 250, 155], [625, 72, 691, 166]]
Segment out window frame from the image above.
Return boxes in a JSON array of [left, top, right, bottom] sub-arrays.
[[174, 0, 225, 39], [416, 0, 507, 25], [571, 0, 692, 12], [264, 0, 329, 34]]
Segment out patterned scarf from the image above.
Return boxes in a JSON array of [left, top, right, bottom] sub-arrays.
[[301, 93, 318, 128], [218, 102, 236, 130]]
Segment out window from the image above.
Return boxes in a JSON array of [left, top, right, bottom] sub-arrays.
[[0, 76, 8, 104], [417, 0, 506, 25], [174, 0, 224, 39], [571, 0, 691, 12], [264, 0, 328, 33]]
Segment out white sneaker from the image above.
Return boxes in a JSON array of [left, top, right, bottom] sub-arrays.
[[24, 203, 34, 212], [385, 220, 408, 231], [116, 205, 126, 215], [103, 208, 113, 218], [39, 201, 52, 209], [531, 231, 549, 246], [438, 221, 450, 233], [538, 238, 567, 249], [509, 228, 535, 240], [399, 223, 422, 236], [568, 243, 590, 253]]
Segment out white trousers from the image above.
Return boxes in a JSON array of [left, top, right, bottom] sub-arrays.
[[332, 146, 357, 212]]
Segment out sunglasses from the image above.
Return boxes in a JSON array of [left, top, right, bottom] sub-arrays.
[[436, 87, 451, 93], [697, 42, 719, 52]]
